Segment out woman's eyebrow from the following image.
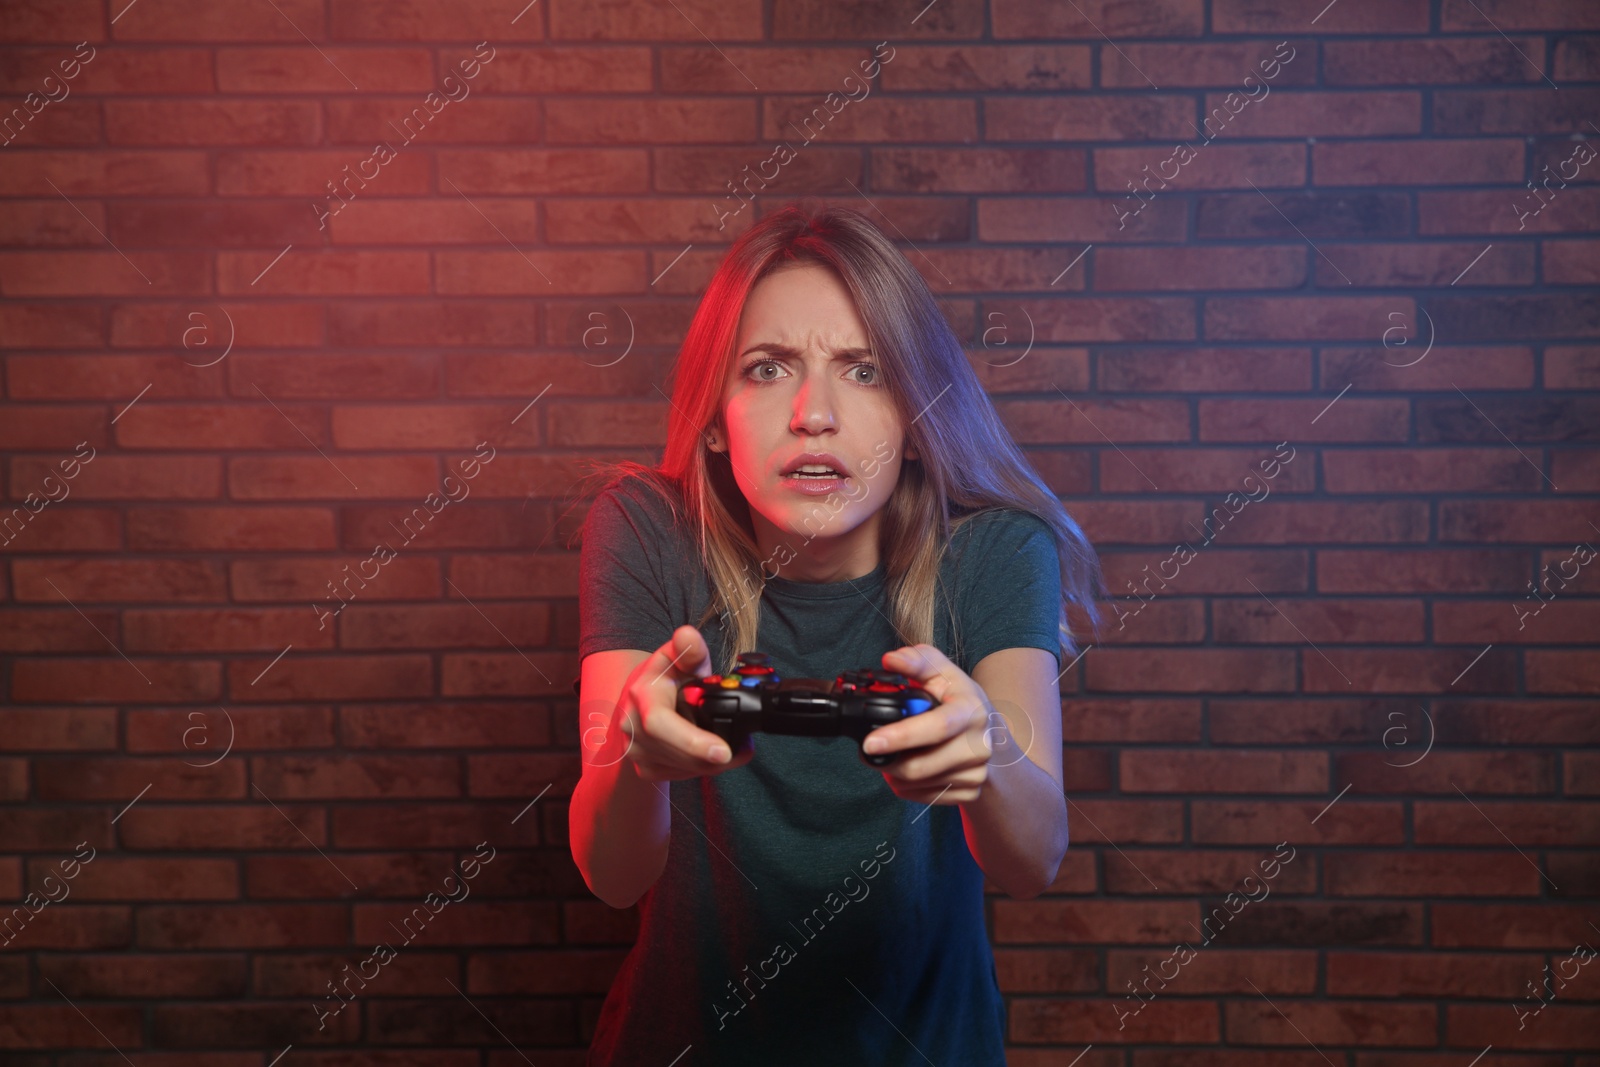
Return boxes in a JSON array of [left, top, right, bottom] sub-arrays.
[[737, 342, 874, 359]]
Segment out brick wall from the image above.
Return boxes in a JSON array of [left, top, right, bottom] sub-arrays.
[[2, 0, 1597, 1063]]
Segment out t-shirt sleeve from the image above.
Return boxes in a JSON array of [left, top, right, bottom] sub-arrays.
[[957, 511, 1065, 674], [578, 481, 678, 661]]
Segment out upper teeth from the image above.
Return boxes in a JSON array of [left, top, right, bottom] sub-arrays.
[[795, 465, 837, 474]]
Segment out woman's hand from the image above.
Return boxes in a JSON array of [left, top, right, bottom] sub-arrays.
[[606, 625, 756, 782], [866, 643, 994, 805]]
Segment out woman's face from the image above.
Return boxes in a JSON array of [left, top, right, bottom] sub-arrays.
[[712, 262, 913, 579]]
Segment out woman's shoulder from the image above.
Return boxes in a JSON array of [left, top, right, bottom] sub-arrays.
[[591, 469, 687, 527], [949, 504, 1052, 552]]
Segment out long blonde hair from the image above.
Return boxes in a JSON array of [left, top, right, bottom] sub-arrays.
[[572, 201, 1104, 675]]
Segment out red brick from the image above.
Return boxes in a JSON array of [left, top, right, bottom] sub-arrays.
[[545, 99, 755, 144], [993, 948, 1099, 994], [12, 658, 221, 704], [118, 804, 328, 851], [1327, 950, 1540, 997], [1414, 801, 1599, 846], [1205, 91, 1423, 137], [1448, 1002, 1600, 1050], [1087, 646, 1296, 693], [226, 456, 439, 500], [340, 703, 553, 748], [1442, 0, 1600, 30], [137, 904, 344, 948], [252, 755, 460, 799], [331, 803, 540, 849], [1421, 188, 1600, 236], [105, 100, 319, 145], [1121, 751, 1326, 794], [0, 1005, 141, 1046], [9, 356, 203, 400], [217, 250, 430, 295], [123, 608, 334, 653], [216, 149, 432, 196], [29, 856, 239, 900], [228, 654, 432, 703], [1193, 801, 1405, 845], [1225, 999, 1435, 1046], [1101, 40, 1317, 87], [1436, 591, 1583, 655], [1325, 37, 1549, 84], [1012, 998, 1219, 1044], [883, 46, 1093, 92], [553, 0, 757, 39], [1095, 247, 1306, 292], [115, 404, 331, 449], [1111, 948, 1316, 994], [0, 508, 119, 556], [434, 249, 645, 296], [0, 250, 210, 296], [37, 953, 247, 998], [1205, 297, 1413, 343], [126, 508, 336, 551], [1215, 0, 1427, 32], [1432, 904, 1599, 948], [1098, 143, 1306, 193], [433, 148, 649, 196], [1547, 239, 1600, 284], [125, 706, 334, 753], [1304, 647, 1516, 695], [981, 195, 1187, 242], [10, 454, 220, 500], [1318, 245, 1534, 288], [113, 0, 321, 39], [1215, 598, 1425, 644], [33, 756, 244, 800], [441, 651, 571, 698], [0, 608, 118, 652], [994, 0, 1203, 39], [1317, 549, 1529, 593], [988, 96, 1195, 141], [215, 46, 433, 92], [13, 559, 225, 601], [1329, 849, 1546, 897], [339, 603, 548, 650], [1104, 851, 1316, 895], [328, 199, 541, 247], [0, 304, 103, 347], [229, 555, 440, 603], [1527, 650, 1600, 694], [1316, 139, 1524, 185], [0, 194, 79, 240], [1325, 448, 1540, 493], [0, 151, 209, 196], [0, 707, 117, 751]]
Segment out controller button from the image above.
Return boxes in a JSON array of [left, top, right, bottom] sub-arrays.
[[719, 676, 740, 688], [739, 675, 764, 688], [906, 697, 932, 715]]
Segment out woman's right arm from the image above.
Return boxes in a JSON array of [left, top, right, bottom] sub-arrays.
[[569, 625, 754, 909]]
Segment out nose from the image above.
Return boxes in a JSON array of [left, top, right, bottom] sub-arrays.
[[790, 371, 837, 435]]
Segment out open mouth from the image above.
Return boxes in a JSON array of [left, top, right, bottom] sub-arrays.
[[786, 465, 845, 479]]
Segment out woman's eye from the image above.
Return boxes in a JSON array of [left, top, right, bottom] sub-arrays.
[[851, 363, 879, 385], [747, 360, 783, 381]]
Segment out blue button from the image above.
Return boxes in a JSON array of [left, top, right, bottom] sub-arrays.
[[740, 675, 763, 687], [906, 698, 932, 715]]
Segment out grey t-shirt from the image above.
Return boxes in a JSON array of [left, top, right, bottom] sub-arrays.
[[578, 472, 1064, 1067]]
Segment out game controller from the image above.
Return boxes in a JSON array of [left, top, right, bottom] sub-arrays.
[[676, 652, 937, 767]]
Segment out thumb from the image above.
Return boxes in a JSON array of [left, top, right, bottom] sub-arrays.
[[669, 625, 712, 680]]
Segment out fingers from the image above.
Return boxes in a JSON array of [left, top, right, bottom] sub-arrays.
[[864, 697, 981, 757], [624, 627, 752, 780], [641, 625, 711, 688]]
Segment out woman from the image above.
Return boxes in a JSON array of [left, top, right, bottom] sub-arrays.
[[569, 201, 1103, 1065]]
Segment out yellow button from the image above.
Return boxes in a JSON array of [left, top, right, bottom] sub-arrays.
[[720, 676, 740, 688]]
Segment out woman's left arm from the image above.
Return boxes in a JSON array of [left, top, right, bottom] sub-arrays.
[[869, 643, 1068, 900]]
